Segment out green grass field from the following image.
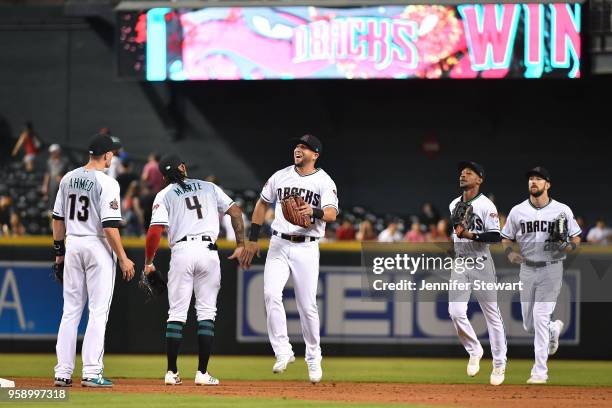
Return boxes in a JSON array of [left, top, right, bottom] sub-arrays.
[[2, 355, 612, 407]]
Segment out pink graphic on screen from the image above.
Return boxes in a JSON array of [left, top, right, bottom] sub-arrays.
[[141, 4, 581, 80]]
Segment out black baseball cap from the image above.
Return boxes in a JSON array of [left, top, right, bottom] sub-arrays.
[[158, 154, 183, 176], [526, 166, 551, 182], [88, 134, 122, 156], [293, 134, 322, 154], [458, 161, 485, 179]]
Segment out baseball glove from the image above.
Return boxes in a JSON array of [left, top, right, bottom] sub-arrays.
[[52, 262, 64, 284], [451, 201, 473, 230], [549, 213, 569, 250], [138, 269, 167, 302], [280, 194, 311, 228]]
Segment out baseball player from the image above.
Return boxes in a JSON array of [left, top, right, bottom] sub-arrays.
[[52, 134, 136, 388], [449, 161, 507, 386], [242, 134, 338, 384], [501, 166, 581, 384], [142, 154, 246, 386]]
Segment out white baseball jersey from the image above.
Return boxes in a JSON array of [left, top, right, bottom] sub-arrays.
[[260, 165, 339, 238], [150, 178, 234, 246], [52, 167, 122, 236], [449, 193, 500, 257], [501, 198, 581, 261]]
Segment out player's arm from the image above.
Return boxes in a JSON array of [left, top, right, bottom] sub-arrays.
[[52, 218, 66, 265], [241, 198, 269, 269], [227, 204, 248, 267], [297, 205, 337, 222], [143, 224, 165, 275], [104, 226, 135, 281]]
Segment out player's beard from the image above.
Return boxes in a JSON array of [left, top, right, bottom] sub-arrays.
[[530, 186, 544, 197]]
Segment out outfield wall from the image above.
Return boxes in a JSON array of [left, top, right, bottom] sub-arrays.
[[0, 237, 611, 359]]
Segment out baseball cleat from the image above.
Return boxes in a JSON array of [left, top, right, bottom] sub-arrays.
[[490, 366, 505, 386], [54, 377, 73, 387], [527, 376, 548, 385], [548, 320, 564, 356], [307, 361, 323, 384], [164, 371, 182, 385], [81, 375, 113, 388], [195, 371, 219, 386], [466, 349, 483, 377], [272, 355, 296, 374]]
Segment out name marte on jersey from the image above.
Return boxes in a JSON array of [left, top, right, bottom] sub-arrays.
[[277, 187, 320, 206], [173, 182, 203, 197], [68, 177, 94, 192], [520, 220, 555, 234]]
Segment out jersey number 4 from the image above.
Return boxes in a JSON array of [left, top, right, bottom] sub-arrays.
[[68, 194, 89, 221], [185, 196, 203, 219]]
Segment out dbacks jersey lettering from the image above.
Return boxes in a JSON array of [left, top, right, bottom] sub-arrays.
[[501, 198, 581, 262], [260, 166, 338, 237], [449, 193, 500, 257]]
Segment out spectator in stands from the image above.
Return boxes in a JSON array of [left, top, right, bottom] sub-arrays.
[[41, 144, 69, 211], [378, 219, 403, 242], [587, 218, 611, 245], [116, 159, 139, 199], [576, 216, 589, 242], [336, 218, 356, 240], [405, 221, 426, 242], [428, 218, 451, 242], [420, 202, 440, 226], [122, 181, 144, 236], [11, 121, 40, 172], [0, 195, 25, 236], [139, 183, 156, 231], [356, 220, 377, 241], [142, 152, 164, 194]]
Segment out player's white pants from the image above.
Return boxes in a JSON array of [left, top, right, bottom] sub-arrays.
[[167, 239, 221, 323], [520, 262, 563, 379], [55, 236, 116, 379], [264, 236, 321, 363], [448, 257, 507, 368]]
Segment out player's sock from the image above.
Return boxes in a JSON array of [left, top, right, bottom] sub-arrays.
[[166, 321, 184, 373], [197, 320, 215, 373]]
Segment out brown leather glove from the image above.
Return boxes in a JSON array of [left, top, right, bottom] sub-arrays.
[[280, 194, 311, 228]]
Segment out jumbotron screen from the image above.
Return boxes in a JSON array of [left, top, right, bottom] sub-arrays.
[[117, 3, 582, 80]]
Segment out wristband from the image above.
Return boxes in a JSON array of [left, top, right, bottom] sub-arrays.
[[53, 240, 65, 257], [249, 223, 261, 242], [504, 246, 513, 256], [312, 208, 324, 220]]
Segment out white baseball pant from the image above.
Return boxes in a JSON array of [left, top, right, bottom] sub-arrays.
[[264, 235, 321, 363], [167, 238, 221, 323], [448, 257, 507, 368], [55, 236, 116, 379], [520, 262, 563, 379]]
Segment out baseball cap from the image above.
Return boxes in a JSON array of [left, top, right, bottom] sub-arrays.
[[158, 154, 183, 176], [458, 161, 485, 179], [293, 134, 322, 154], [526, 166, 551, 182], [88, 134, 122, 156], [49, 144, 61, 153]]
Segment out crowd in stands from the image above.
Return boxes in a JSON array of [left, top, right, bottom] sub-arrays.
[[1, 123, 611, 245]]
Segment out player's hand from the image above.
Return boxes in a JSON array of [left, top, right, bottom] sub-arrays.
[[507, 251, 524, 265], [119, 257, 135, 281], [228, 245, 245, 266], [297, 204, 313, 217], [55, 255, 64, 264], [454, 225, 465, 238], [143, 263, 156, 275], [240, 241, 260, 269]]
